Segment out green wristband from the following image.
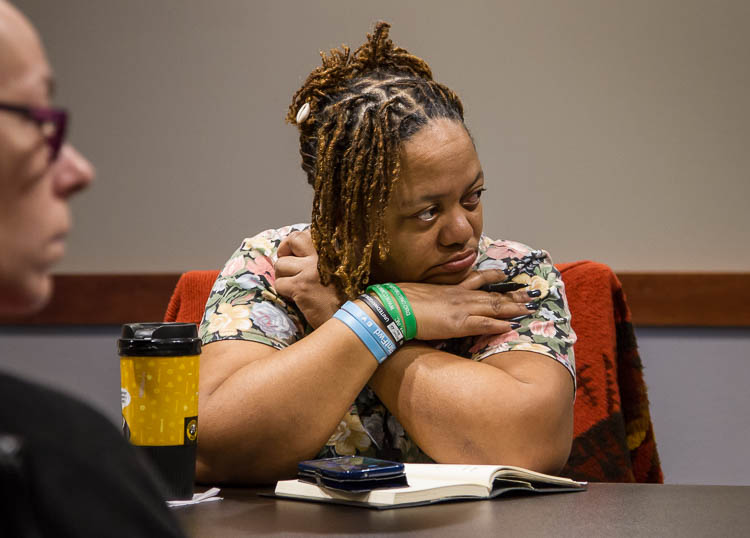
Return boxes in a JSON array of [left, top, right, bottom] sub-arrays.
[[382, 283, 417, 341], [366, 284, 405, 332]]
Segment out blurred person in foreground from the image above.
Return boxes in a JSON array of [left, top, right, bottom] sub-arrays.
[[0, 1, 184, 535]]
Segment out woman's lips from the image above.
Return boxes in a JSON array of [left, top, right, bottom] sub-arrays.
[[435, 250, 477, 273], [44, 230, 69, 264]]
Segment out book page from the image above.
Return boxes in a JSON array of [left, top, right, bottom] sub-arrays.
[[404, 463, 583, 488], [367, 477, 488, 504], [493, 466, 584, 487], [404, 464, 501, 488]]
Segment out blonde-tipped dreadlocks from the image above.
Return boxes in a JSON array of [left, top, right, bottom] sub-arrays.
[[286, 22, 465, 299]]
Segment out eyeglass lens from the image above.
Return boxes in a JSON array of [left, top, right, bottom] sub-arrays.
[[31, 108, 68, 162]]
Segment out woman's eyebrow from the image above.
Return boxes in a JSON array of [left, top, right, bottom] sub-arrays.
[[403, 171, 484, 208]]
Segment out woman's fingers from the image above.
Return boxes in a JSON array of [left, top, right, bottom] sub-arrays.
[[397, 281, 542, 340], [473, 293, 533, 318], [273, 255, 306, 278], [457, 268, 509, 289], [461, 317, 520, 336], [459, 270, 541, 305], [276, 231, 317, 280], [278, 229, 315, 259], [276, 234, 295, 258], [277, 240, 291, 258], [509, 289, 542, 303]]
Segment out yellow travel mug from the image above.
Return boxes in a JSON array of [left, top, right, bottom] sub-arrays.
[[118, 322, 200, 500]]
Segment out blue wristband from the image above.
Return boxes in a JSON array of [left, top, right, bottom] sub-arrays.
[[333, 309, 388, 363], [340, 301, 396, 356], [358, 293, 404, 347]]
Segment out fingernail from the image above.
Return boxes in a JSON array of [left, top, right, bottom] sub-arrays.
[[527, 289, 541, 298], [510, 322, 521, 329], [525, 302, 539, 310]]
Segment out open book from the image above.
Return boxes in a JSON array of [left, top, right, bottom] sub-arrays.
[[273, 463, 586, 509]]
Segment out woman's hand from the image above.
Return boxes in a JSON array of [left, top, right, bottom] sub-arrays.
[[396, 270, 538, 341], [274, 229, 344, 329]]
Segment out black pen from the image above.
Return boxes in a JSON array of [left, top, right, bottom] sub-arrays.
[[481, 281, 529, 293]]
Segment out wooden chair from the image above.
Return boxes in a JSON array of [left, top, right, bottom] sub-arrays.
[[164, 262, 662, 483]]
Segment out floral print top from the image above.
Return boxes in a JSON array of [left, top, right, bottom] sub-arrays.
[[200, 223, 576, 462]]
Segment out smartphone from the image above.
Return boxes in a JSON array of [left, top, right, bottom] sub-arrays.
[[298, 456, 403, 480], [297, 456, 407, 492], [481, 281, 528, 293]]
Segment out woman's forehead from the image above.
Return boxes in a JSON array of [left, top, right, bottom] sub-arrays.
[[400, 120, 471, 163], [394, 120, 481, 208], [0, 4, 51, 104]]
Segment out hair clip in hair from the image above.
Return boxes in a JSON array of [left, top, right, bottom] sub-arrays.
[[296, 102, 311, 124]]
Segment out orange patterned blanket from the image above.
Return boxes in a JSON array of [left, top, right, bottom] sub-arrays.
[[558, 261, 662, 483]]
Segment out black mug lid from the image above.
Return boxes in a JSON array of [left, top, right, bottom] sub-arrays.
[[118, 322, 201, 357]]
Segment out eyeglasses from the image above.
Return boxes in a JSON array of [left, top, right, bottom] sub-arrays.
[[0, 103, 68, 162]]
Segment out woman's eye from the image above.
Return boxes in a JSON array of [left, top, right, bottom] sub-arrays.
[[464, 188, 486, 206], [416, 206, 438, 221]]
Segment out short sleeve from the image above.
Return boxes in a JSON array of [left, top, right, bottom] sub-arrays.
[[199, 224, 311, 349], [467, 237, 577, 384]]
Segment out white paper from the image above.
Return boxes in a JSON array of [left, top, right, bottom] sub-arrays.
[[167, 487, 222, 507]]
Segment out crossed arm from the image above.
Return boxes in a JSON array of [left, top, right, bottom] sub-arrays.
[[196, 334, 572, 485], [369, 345, 573, 470]]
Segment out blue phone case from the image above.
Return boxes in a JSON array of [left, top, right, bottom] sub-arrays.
[[297, 456, 407, 492]]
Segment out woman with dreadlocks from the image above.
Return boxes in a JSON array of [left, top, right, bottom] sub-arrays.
[[197, 22, 576, 484]]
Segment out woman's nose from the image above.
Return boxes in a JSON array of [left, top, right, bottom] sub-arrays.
[[53, 144, 95, 198], [439, 208, 474, 247]]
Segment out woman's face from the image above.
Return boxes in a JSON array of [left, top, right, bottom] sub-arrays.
[[0, 5, 94, 315], [371, 118, 484, 285]]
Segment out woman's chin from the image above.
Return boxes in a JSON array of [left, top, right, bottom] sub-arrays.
[[0, 272, 53, 316]]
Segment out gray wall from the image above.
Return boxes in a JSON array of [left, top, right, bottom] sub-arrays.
[[2, 325, 749, 485], [637, 328, 750, 486], [14, 0, 750, 273]]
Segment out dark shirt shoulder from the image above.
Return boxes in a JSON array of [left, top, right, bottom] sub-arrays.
[[0, 372, 185, 538]]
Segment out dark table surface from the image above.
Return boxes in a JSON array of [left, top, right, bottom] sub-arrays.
[[175, 482, 750, 537]]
